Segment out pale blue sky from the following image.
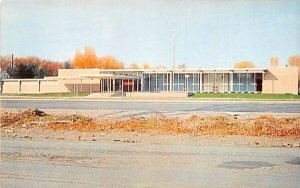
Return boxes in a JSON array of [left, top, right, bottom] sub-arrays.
[[1, 0, 300, 68]]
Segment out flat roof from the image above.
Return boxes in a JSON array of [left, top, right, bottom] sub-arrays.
[[58, 68, 267, 73], [58, 68, 267, 71]]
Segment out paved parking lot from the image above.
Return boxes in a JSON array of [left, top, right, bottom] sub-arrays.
[[1, 99, 300, 113]]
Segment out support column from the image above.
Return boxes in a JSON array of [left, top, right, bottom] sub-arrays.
[[38, 80, 41, 93], [140, 76, 144, 92], [0, 80, 2, 95], [177, 73, 179, 91], [230, 72, 233, 92], [155, 73, 158, 92], [214, 73, 216, 92], [0, 79, 3, 95], [169, 72, 172, 92], [110, 79, 112, 93], [167, 73, 170, 91], [162, 73, 165, 92], [254, 73, 256, 92], [122, 78, 124, 93], [199, 72, 202, 92], [113, 79, 115, 92], [132, 79, 134, 92], [99, 79, 102, 93], [173, 71, 175, 92], [106, 79, 109, 93], [110, 79, 112, 95], [102, 79, 104, 93], [99, 79, 101, 93], [185, 76, 187, 92], [76, 79, 78, 95], [246, 73, 248, 92], [262, 73, 265, 93], [238, 73, 241, 92], [184, 73, 186, 91], [208, 73, 210, 92], [148, 74, 151, 92], [192, 73, 195, 92], [19, 80, 21, 93], [222, 73, 225, 93], [172, 72, 174, 92]]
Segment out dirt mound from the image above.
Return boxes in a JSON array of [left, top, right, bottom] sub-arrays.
[[1, 109, 47, 127], [1, 110, 300, 137]]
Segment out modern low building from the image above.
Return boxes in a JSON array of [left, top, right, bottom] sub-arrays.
[[0, 67, 298, 95]]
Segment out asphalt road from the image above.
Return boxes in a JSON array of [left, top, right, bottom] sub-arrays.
[[1, 139, 299, 187], [1, 99, 300, 113]]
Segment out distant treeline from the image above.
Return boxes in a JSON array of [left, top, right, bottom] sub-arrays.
[[1, 46, 299, 79], [0, 56, 64, 79]]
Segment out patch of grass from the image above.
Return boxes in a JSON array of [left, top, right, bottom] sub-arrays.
[[190, 93, 300, 100], [3, 92, 89, 97]]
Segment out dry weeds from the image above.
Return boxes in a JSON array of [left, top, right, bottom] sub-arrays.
[[1, 109, 300, 137]]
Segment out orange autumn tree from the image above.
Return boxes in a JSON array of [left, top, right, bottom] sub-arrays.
[[84, 46, 98, 68], [72, 47, 97, 68], [0, 55, 12, 71], [72, 50, 84, 68], [141, 63, 150, 69], [98, 56, 124, 69], [72, 46, 123, 69], [234, 61, 255, 68], [270, 57, 279, 67], [288, 55, 300, 67]]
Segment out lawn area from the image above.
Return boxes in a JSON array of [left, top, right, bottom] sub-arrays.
[[190, 93, 300, 100], [2, 92, 89, 97]]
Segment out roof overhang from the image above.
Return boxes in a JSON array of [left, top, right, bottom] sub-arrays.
[[232, 69, 266, 73], [201, 70, 232, 73], [79, 74, 140, 79]]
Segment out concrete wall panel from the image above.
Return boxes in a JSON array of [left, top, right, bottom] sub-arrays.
[[20, 81, 39, 93], [263, 67, 298, 95], [2, 81, 19, 93], [40, 80, 59, 93]]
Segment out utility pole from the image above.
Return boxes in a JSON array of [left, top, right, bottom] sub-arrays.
[[11, 54, 14, 69]]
